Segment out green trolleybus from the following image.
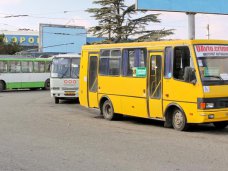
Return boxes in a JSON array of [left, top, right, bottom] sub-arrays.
[[0, 57, 51, 91]]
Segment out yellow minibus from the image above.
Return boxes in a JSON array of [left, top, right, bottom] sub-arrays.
[[79, 40, 228, 131]]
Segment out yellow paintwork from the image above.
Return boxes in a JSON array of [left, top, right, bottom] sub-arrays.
[[79, 40, 228, 124]]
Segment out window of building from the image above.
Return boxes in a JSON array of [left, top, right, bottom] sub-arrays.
[[122, 48, 147, 77]]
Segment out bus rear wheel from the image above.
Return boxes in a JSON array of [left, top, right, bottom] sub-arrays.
[[102, 100, 119, 120], [213, 121, 228, 129], [0, 81, 5, 92], [172, 109, 189, 131], [44, 79, 50, 90]]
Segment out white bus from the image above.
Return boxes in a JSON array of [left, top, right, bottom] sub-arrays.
[[0, 57, 51, 91], [50, 54, 80, 104]]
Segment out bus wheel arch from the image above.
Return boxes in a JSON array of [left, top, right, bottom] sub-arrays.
[[164, 103, 189, 131], [0, 80, 6, 91]]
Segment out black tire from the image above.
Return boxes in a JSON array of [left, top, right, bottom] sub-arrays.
[[55, 97, 59, 104], [0, 81, 5, 92], [213, 121, 228, 129], [172, 109, 189, 131], [102, 100, 118, 121], [44, 79, 50, 90]]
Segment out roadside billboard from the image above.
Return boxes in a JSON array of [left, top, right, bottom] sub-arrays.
[[39, 24, 86, 53], [136, 0, 228, 14]]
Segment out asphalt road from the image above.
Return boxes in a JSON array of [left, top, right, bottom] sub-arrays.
[[0, 90, 228, 171]]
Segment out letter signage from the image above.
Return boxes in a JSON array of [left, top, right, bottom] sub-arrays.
[[4, 35, 39, 46]]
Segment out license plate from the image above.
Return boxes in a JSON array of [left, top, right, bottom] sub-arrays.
[[64, 91, 76, 96]]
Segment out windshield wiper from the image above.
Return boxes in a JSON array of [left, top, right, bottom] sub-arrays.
[[204, 75, 224, 81]]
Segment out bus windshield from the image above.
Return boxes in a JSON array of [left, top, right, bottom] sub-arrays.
[[51, 58, 80, 78], [195, 45, 228, 85]]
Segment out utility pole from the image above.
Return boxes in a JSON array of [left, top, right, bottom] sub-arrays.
[[206, 24, 210, 40], [187, 12, 196, 40]]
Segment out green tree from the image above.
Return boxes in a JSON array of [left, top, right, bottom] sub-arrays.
[[87, 0, 174, 43], [0, 34, 22, 55]]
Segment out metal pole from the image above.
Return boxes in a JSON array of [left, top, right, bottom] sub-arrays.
[[186, 12, 196, 40]]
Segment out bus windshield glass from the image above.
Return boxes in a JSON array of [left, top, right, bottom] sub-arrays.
[[51, 57, 80, 78], [51, 58, 71, 78], [194, 45, 228, 85], [71, 58, 80, 78]]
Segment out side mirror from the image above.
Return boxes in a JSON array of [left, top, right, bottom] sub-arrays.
[[184, 67, 196, 84]]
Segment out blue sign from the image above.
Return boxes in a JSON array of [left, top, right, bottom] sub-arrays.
[[136, 0, 228, 14], [4, 35, 39, 46], [40, 24, 86, 53]]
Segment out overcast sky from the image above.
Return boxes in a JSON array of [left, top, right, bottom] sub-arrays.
[[0, 0, 228, 40]]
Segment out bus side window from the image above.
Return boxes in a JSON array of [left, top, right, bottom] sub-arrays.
[[39, 62, 45, 73], [9, 61, 21, 73], [164, 47, 173, 78], [99, 49, 121, 76], [0, 61, 8, 73], [34, 62, 45, 73], [173, 46, 193, 81], [45, 62, 51, 73], [21, 61, 33, 73], [34, 62, 39, 73], [122, 48, 147, 77]]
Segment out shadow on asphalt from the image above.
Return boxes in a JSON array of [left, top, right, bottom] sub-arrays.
[[0, 89, 48, 93], [94, 114, 228, 134], [59, 98, 80, 104]]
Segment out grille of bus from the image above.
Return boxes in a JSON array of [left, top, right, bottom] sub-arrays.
[[62, 87, 78, 91], [51, 87, 60, 90]]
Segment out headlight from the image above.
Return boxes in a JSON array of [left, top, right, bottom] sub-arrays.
[[200, 102, 214, 109], [206, 103, 214, 109]]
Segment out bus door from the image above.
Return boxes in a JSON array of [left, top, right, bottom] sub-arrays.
[[88, 54, 99, 108], [148, 52, 163, 119]]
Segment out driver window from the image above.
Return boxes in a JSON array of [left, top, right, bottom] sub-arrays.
[[173, 46, 194, 81]]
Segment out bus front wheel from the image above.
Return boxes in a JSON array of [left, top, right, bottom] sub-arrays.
[[172, 109, 189, 131], [213, 121, 228, 129], [55, 97, 59, 104]]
